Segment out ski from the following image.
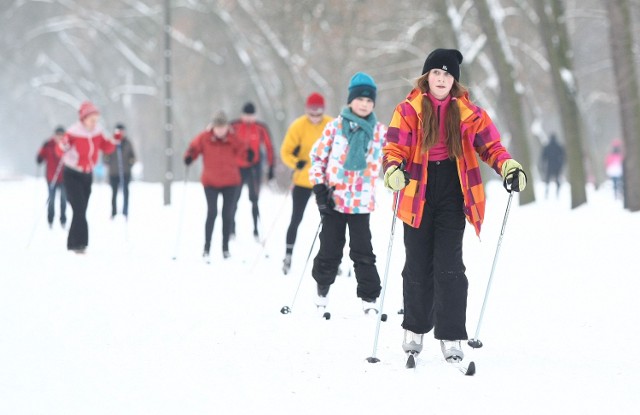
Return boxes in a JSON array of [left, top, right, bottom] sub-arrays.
[[317, 305, 331, 320], [405, 352, 417, 369], [449, 359, 476, 376], [404, 354, 476, 375]]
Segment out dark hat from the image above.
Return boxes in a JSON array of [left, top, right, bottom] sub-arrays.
[[242, 102, 256, 114], [115, 123, 126, 130], [54, 125, 65, 134], [421, 48, 464, 81], [347, 72, 377, 104], [212, 110, 228, 126]]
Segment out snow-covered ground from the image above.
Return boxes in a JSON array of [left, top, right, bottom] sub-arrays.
[[1, 176, 638, 414]]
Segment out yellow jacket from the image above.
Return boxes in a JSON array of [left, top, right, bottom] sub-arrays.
[[280, 114, 333, 188]]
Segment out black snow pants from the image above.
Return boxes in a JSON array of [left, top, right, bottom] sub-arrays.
[[312, 211, 381, 301], [401, 159, 468, 341], [63, 167, 93, 251]]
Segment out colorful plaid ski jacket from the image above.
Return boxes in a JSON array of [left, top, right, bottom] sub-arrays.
[[383, 88, 512, 236]]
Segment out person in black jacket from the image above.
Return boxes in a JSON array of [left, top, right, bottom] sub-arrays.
[[540, 133, 565, 198], [103, 123, 136, 219]]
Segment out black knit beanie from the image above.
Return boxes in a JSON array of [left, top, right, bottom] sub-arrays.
[[242, 102, 256, 114], [421, 49, 464, 81]]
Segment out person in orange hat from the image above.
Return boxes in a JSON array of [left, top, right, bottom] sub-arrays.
[[55, 101, 122, 253], [279, 93, 333, 274]]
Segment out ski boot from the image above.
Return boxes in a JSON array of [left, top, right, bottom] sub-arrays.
[[362, 298, 379, 316], [440, 340, 464, 362], [282, 254, 292, 275], [316, 284, 330, 319], [403, 330, 423, 369]]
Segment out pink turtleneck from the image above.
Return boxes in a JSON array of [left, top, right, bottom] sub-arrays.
[[426, 93, 452, 161]]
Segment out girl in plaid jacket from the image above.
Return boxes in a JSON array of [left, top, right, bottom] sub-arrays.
[[382, 49, 527, 364]]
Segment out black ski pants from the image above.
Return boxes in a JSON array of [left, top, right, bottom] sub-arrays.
[[63, 167, 93, 250], [285, 185, 313, 254], [232, 164, 261, 234], [109, 174, 131, 217], [204, 185, 239, 253], [402, 159, 468, 341], [312, 212, 381, 301], [47, 181, 67, 225]]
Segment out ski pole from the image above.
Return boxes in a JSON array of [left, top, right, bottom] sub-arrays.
[[468, 170, 521, 348], [249, 184, 292, 271], [26, 157, 65, 248], [280, 218, 322, 315], [366, 192, 401, 363], [171, 165, 190, 260]]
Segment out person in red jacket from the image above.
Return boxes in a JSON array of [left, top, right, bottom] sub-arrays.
[[230, 102, 275, 240], [56, 101, 121, 253], [36, 126, 67, 228], [184, 111, 242, 261]]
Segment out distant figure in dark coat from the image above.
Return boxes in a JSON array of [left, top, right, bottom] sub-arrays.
[[541, 133, 565, 198], [103, 123, 136, 219]]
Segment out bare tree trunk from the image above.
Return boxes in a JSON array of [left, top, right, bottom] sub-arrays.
[[604, 0, 640, 211], [476, 0, 536, 205], [534, 0, 588, 209]]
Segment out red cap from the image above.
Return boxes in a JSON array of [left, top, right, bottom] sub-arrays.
[[306, 93, 324, 109], [78, 101, 99, 120]]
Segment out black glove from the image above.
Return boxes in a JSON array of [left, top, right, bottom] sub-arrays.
[[36, 156, 44, 164], [313, 184, 335, 217], [292, 145, 301, 157], [295, 160, 306, 170], [184, 156, 193, 166], [247, 149, 255, 163], [268, 165, 275, 180]]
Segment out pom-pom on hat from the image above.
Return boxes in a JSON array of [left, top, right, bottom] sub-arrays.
[[306, 92, 325, 109], [242, 102, 256, 114], [78, 101, 99, 120], [421, 49, 464, 81], [347, 72, 377, 104]]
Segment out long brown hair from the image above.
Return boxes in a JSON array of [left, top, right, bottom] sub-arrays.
[[416, 72, 468, 159]]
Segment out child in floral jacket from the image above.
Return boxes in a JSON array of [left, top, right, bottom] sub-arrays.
[[308, 72, 387, 315]]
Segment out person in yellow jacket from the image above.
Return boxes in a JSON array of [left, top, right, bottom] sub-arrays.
[[280, 92, 333, 274]]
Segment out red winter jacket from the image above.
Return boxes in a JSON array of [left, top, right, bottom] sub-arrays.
[[37, 138, 64, 183], [230, 120, 274, 168], [185, 129, 242, 188], [55, 121, 116, 173]]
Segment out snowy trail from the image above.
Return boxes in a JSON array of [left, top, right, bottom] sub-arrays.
[[1, 178, 639, 414]]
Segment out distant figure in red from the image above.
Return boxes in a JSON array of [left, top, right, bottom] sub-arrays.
[[605, 139, 624, 200], [37, 126, 67, 228], [184, 111, 243, 261], [56, 101, 122, 253], [230, 102, 275, 241], [540, 133, 565, 198]]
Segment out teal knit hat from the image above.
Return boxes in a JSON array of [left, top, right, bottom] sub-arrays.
[[347, 72, 377, 104]]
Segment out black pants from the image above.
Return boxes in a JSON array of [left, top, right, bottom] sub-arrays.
[[285, 186, 313, 254], [109, 174, 131, 217], [402, 159, 468, 340], [204, 185, 239, 253], [63, 167, 93, 250], [232, 164, 261, 234], [47, 181, 67, 225], [312, 212, 381, 300]]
